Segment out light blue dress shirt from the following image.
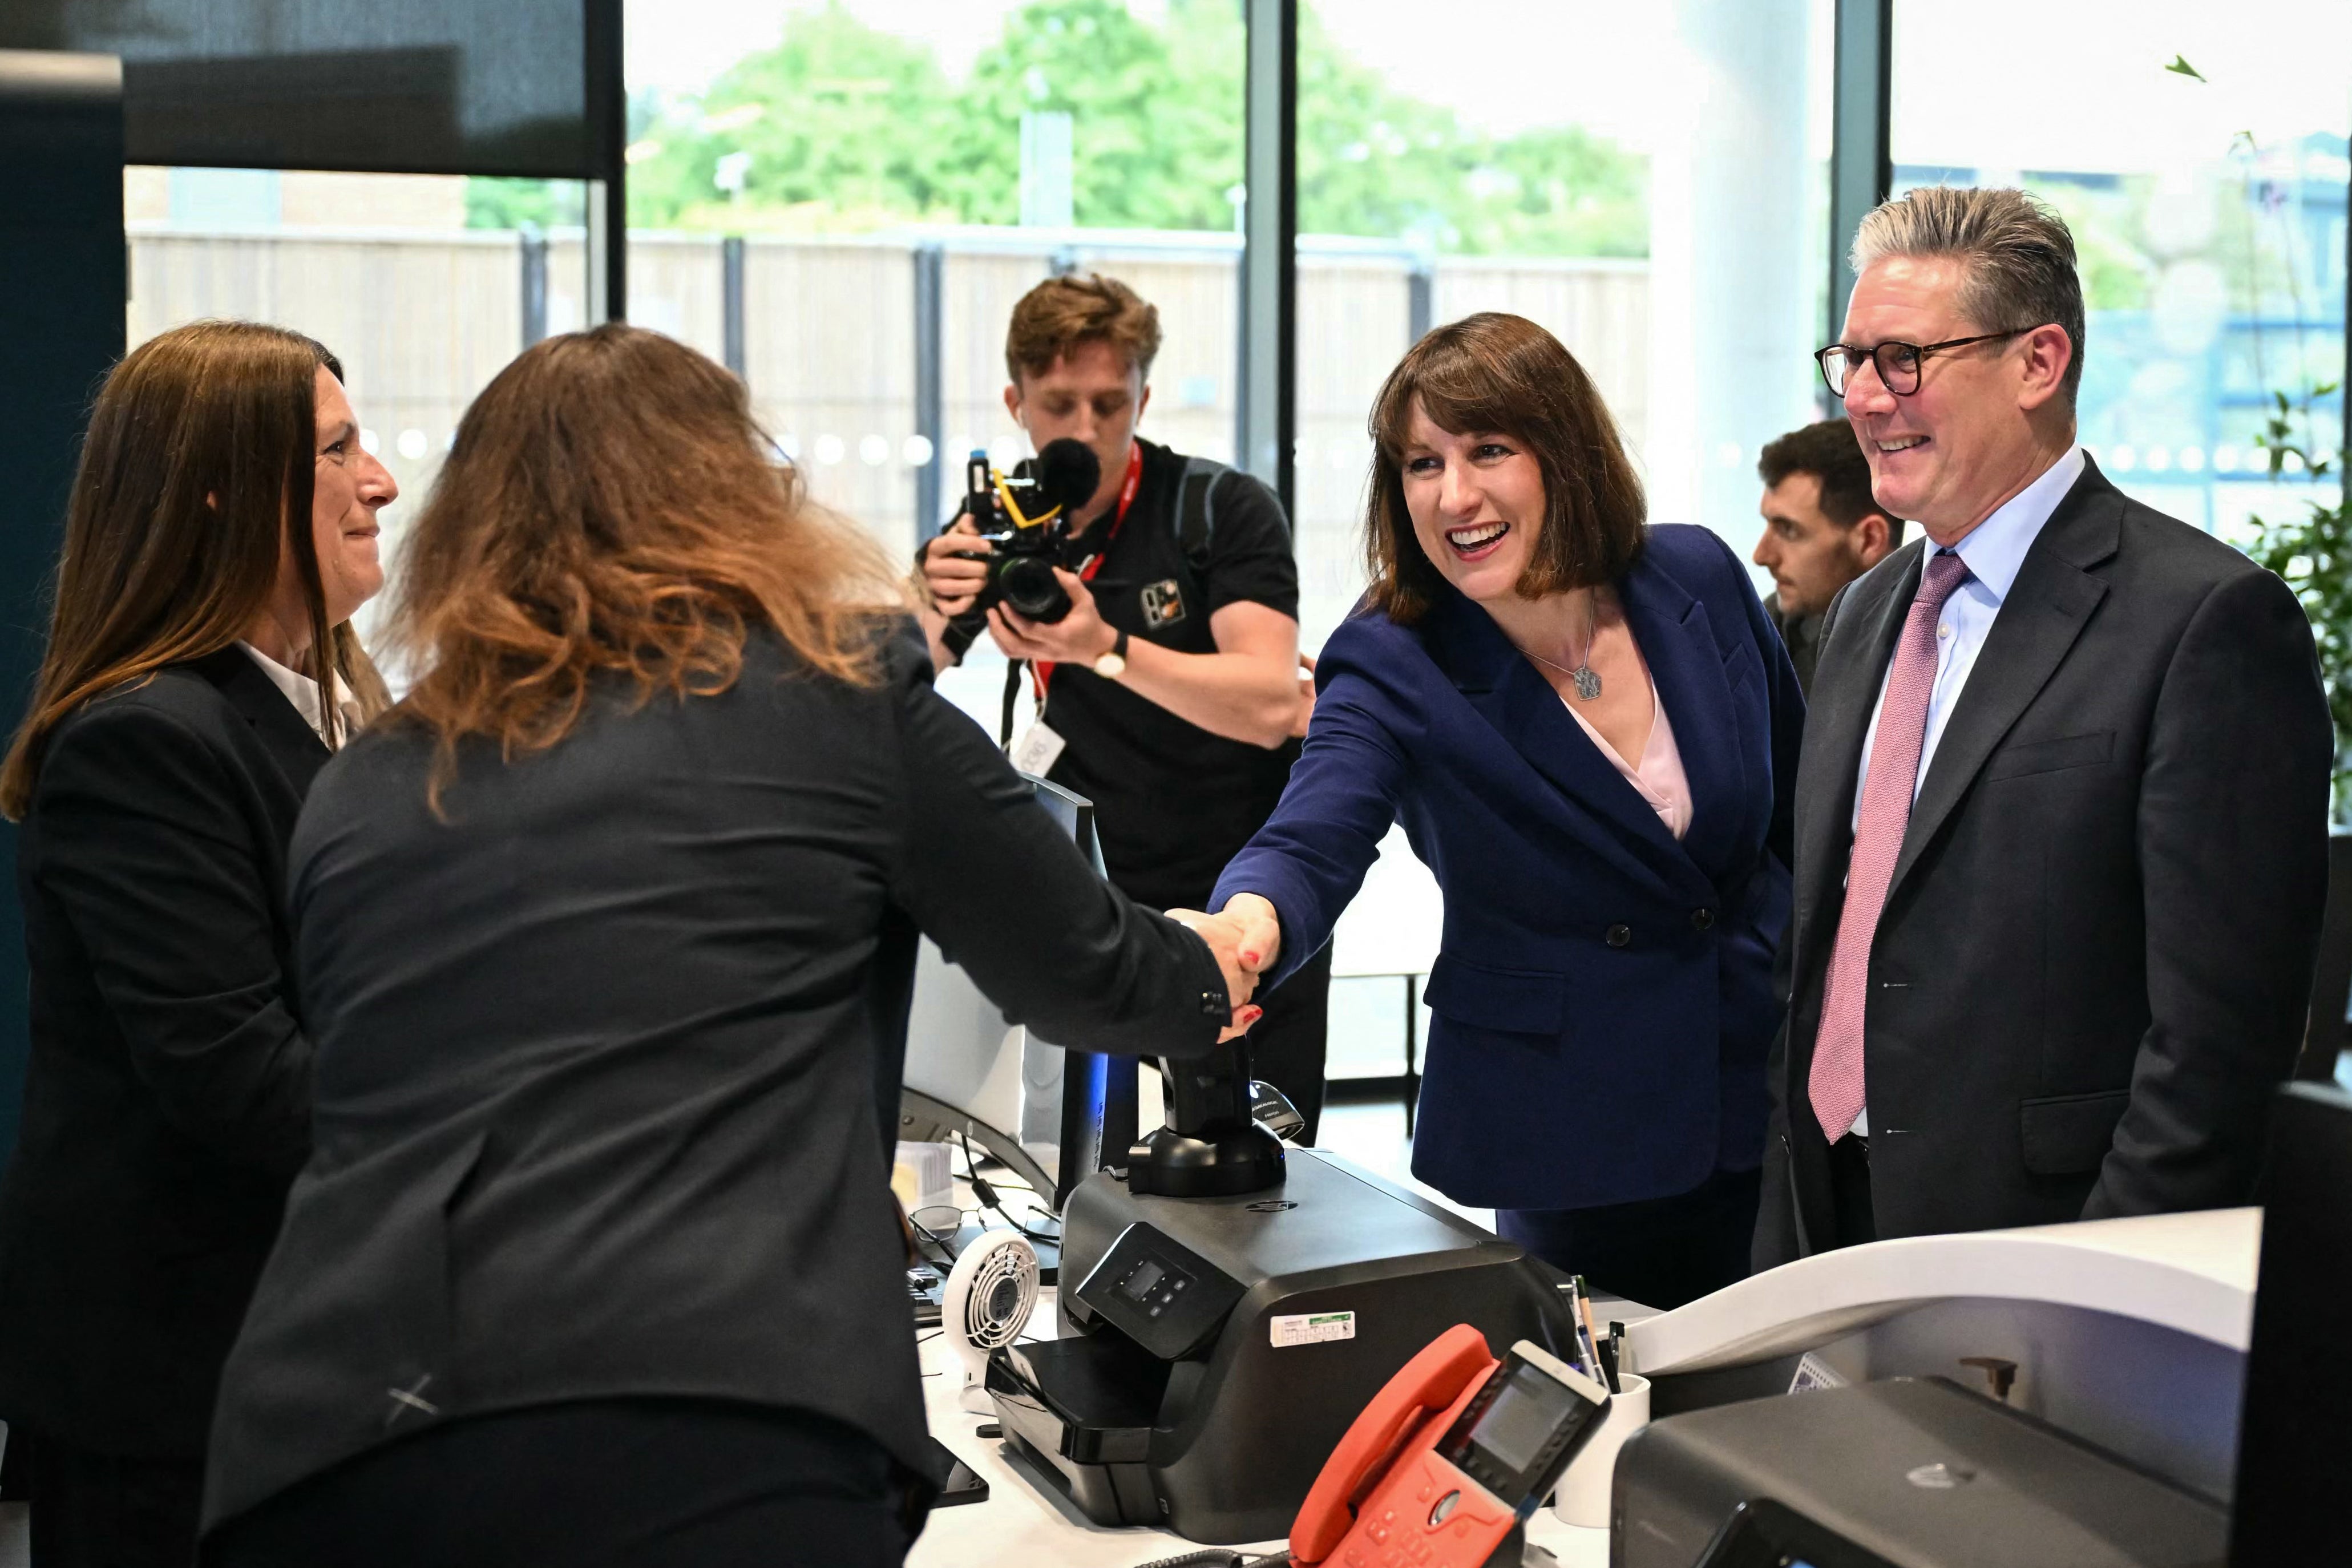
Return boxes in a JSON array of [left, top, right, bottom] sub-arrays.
[[1845, 444, 2083, 1134]]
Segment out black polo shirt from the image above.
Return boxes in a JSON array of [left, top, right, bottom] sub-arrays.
[[1039, 437, 1302, 912]]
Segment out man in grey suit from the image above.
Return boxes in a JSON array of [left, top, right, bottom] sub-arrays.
[[1754, 187, 2332, 1266]]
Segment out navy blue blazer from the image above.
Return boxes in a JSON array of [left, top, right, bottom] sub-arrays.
[[1213, 524, 1803, 1210]]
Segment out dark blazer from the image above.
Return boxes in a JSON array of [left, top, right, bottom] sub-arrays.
[[1764, 599, 1825, 697], [1755, 458, 2332, 1268], [1212, 525, 1804, 1211], [202, 624, 1231, 1529], [0, 648, 325, 1458]]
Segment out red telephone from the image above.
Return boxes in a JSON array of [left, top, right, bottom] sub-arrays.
[[1288, 1324, 1611, 1568]]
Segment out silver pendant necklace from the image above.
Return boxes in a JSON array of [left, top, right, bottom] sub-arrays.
[[1521, 592, 1603, 700]]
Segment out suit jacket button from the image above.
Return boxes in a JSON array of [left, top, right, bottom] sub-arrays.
[[1606, 924, 1631, 948], [1691, 908, 1715, 931]]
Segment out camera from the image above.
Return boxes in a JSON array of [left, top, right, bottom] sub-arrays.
[[952, 438, 1102, 624]]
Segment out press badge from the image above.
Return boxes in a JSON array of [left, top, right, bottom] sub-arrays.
[[1009, 720, 1066, 776]]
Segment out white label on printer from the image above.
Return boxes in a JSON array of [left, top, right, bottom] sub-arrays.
[[1270, 1311, 1356, 1348]]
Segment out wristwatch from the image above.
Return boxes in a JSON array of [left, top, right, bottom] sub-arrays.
[[1092, 628, 1130, 678]]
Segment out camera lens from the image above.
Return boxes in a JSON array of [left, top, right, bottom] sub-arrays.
[[998, 556, 1072, 623]]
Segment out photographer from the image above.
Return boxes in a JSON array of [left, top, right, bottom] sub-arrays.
[[916, 274, 1332, 1139]]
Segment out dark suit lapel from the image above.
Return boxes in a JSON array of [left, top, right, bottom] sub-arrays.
[[1887, 469, 2120, 899], [190, 645, 333, 798]]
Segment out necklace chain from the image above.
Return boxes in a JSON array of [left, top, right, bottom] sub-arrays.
[[1519, 592, 1603, 701]]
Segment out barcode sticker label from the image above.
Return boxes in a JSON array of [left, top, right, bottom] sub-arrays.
[[1270, 1311, 1356, 1348]]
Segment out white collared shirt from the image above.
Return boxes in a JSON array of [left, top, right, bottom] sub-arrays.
[[238, 641, 362, 744], [1849, 444, 2084, 831], [1843, 444, 2083, 1135]]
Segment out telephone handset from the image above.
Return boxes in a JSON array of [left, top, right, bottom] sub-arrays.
[[1288, 1324, 1611, 1568]]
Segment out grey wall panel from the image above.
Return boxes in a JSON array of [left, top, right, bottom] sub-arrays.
[[1, 1, 609, 179]]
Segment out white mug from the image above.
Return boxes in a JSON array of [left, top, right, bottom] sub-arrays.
[[1550, 1372, 1651, 1529]]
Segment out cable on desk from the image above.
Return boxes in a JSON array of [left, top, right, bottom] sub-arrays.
[[957, 1131, 1062, 1245], [1127, 1551, 1291, 1568]]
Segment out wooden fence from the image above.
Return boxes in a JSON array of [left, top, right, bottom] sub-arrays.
[[128, 225, 1650, 652]]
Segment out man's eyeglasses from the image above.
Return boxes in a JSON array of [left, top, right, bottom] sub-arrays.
[[1813, 328, 2032, 398]]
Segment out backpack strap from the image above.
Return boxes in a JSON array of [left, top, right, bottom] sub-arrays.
[[1175, 455, 1226, 575]]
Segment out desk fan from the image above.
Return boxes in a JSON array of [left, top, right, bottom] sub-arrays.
[[944, 1228, 1039, 1412]]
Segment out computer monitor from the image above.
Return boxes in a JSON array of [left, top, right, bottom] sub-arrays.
[[2229, 1081, 2352, 1564], [898, 775, 1138, 1212]]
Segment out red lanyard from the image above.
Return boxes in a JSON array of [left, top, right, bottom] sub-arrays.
[[1031, 442, 1144, 702]]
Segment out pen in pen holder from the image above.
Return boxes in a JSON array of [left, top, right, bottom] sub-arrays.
[[1559, 1277, 1603, 1383]]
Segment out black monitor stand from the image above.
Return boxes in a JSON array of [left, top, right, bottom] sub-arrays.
[[1016, 771, 1279, 1201], [1127, 1037, 1284, 1198]]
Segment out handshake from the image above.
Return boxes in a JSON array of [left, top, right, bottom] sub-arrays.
[[1165, 893, 1284, 1042]]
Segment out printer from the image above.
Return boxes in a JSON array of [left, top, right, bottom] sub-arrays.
[[985, 1142, 1577, 1543], [1613, 1377, 2228, 1568]]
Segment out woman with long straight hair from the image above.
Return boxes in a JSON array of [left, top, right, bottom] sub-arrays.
[[0, 319, 395, 1566], [201, 325, 1259, 1567]]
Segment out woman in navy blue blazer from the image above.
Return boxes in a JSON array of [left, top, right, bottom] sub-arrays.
[[1198, 314, 1803, 1307]]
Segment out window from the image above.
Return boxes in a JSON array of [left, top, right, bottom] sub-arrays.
[[1890, 1, 2351, 534], [1290, 0, 1836, 1081], [1296, 0, 1837, 648], [623, 0, 1249, 565], [127, 167, 594, 653]]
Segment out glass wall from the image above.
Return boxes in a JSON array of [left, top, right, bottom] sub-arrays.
[[1280, 0, 1838, 1079], [620, 0, 1256, 844], [621, 1, 1845, 1086], [1890, 1, 2351, 536], [1297, 0, 1836, 649], [126, 168, 592, 654], [623, 0, 1248, 564]]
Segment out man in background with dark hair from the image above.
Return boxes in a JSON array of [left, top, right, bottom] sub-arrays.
[[1753, 418, 1904, 693]]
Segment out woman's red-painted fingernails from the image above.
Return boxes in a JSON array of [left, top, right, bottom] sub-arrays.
[[1240, 949, 1262, 967]]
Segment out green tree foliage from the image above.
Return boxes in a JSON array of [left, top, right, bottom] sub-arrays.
[[465, 177, 584, 232], [946, 0, 1246, 231], [624, 7, 960, 231], [1293, 6, 1644, 256], [2029, 182, 2153, 313], [2244, 391, 2351, 812], [615, 0, 1646, 256]]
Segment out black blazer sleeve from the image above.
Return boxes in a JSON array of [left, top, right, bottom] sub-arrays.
[[1753, 575, 1853, 1271], [883, 644, 1231, 1060], [1732, 549, 1807, 880], [33, 701, 311, 1173], [2087, 564, 2331, 1217]]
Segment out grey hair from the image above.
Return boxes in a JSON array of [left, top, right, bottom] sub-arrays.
[[1850, 187, 2085, 404]]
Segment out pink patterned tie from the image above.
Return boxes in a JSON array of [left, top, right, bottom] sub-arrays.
[[1809, 549, 1970, 1143]]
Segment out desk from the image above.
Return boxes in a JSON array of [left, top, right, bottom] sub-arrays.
[[907, 1288, 1609, 1568]]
